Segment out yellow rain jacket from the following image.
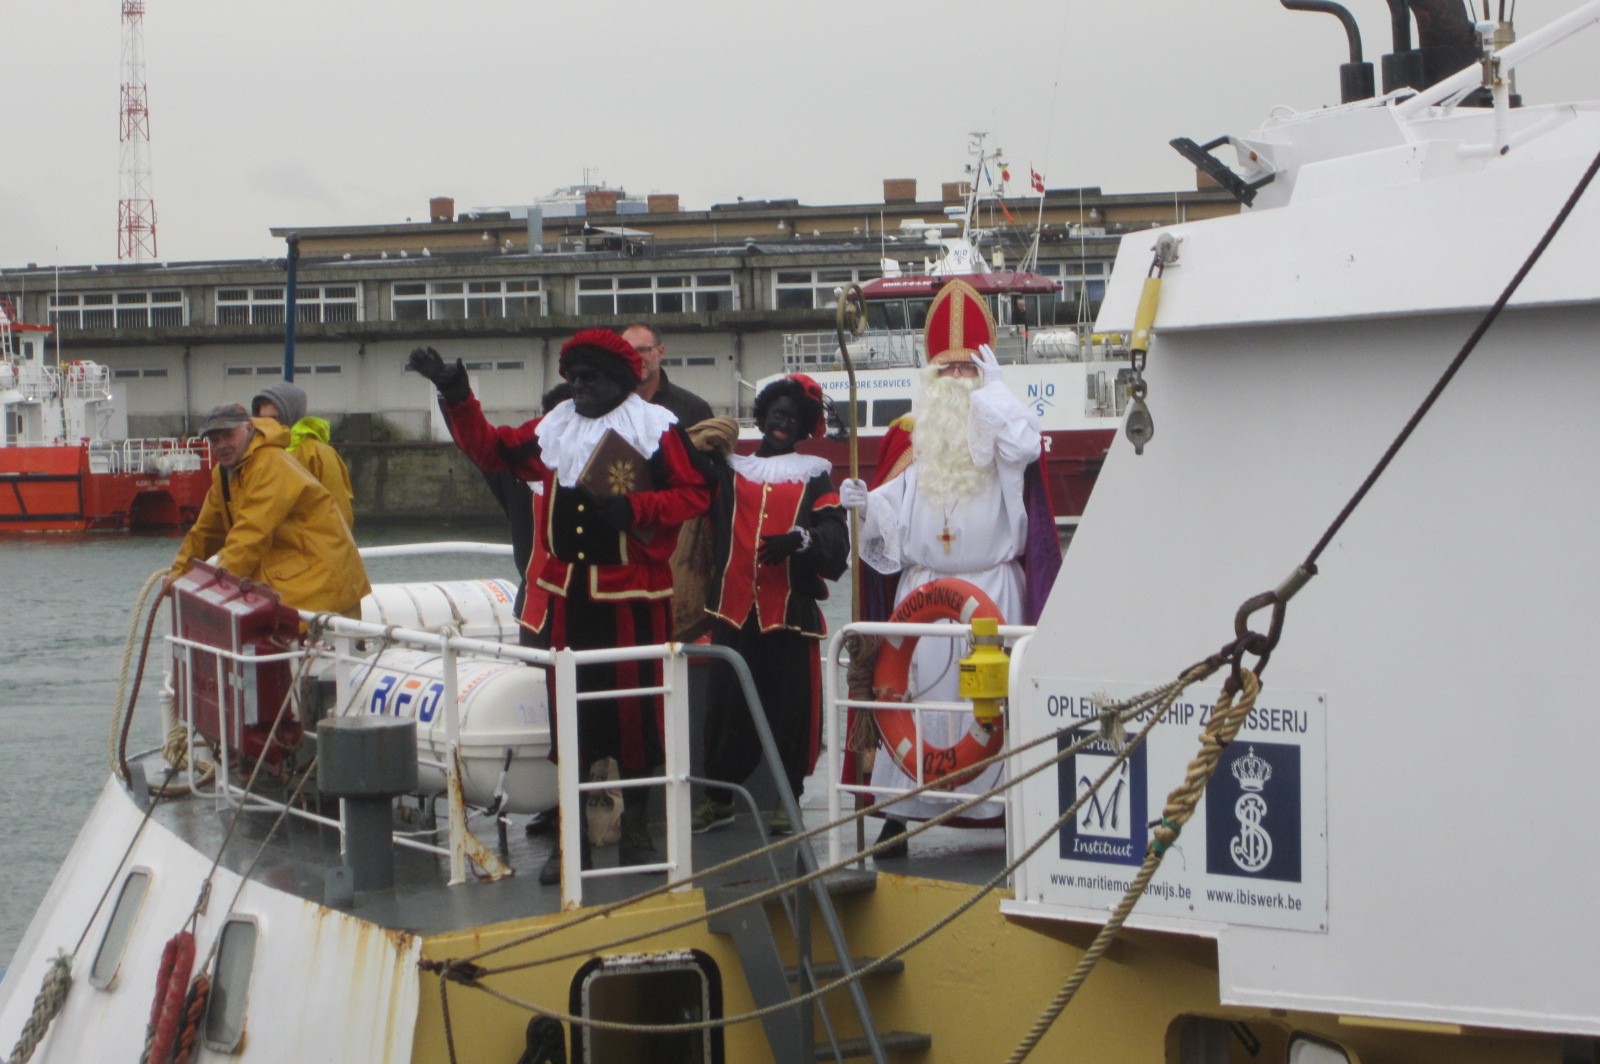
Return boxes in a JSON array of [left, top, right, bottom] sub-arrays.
[[171, 418, 370, 615], [289, 416, 355, 528]]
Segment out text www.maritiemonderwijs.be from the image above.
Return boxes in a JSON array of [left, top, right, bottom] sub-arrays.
[[1048, 873, 1303, 910]]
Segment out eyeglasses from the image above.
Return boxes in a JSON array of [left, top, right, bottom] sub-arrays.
[[632, 345, 659, 355]]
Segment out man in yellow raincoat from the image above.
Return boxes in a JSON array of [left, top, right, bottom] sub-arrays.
[[251, 380, 355, 527], [169, 404, 369, 616]]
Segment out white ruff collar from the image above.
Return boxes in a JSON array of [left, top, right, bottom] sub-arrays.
[[535, 394, 678, 487], [727, 451, 832, 485]]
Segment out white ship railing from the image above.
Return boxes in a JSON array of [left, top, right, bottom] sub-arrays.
[[165, 602, 696, 908], [823, 620, 1036, 870], [88, 438, 209, 475], [781, 325, 1130, 374]]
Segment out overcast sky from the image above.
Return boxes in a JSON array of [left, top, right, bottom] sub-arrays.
[[3, 0, 1595, 270]]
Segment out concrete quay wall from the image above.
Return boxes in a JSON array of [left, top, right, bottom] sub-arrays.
[[343, 441, 503, 524]]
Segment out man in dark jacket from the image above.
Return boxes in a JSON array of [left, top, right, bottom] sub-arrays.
[[621, 322, 713, 426]]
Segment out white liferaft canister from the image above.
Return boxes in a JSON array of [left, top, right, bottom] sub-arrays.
[[361, 579, 520, 643], [346, 647, 554, 814]]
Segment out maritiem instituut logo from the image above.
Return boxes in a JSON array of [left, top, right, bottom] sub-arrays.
[[1058, 731, 1148, 867], [1205, 741, 1302, 883]]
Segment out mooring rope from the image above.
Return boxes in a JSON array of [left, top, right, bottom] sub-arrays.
[[5, 952, 72, 1064], [108, 570, 168, 783], [421, 660, 1221, 1040]]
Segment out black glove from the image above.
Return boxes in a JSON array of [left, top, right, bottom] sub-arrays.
[[591, 493, 634, 532], [407, 347, 469, 404], [758, 529, 805, 565]]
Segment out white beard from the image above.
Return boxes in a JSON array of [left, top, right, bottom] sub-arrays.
[[912, 370, 987, 507]]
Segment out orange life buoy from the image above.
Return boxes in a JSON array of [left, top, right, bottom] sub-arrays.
[[872, 578, 1004, 788]]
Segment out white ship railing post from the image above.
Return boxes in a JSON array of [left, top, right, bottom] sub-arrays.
[[1005, 632, 1035, 876], [825, 630, 845, 868], [663, 648, 694, 890], [555, 647, 583, 909], [439, 627, 467, 886]]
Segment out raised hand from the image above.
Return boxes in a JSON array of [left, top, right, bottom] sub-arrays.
[[407, 347, 469, 402], [974, 343, 1004, 387]]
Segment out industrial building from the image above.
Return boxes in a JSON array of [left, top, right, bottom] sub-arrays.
[[0, 179, 1235, 441]]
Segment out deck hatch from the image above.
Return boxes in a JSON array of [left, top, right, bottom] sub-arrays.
[[569, 949, 724, 1064]]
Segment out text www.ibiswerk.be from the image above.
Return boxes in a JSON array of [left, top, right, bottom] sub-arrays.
[[1047, 872, 1302, 910]]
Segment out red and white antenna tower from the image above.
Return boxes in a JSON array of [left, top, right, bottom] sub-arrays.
[[118, 0, 158, 261]]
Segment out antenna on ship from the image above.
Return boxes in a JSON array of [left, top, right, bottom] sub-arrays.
[[118, 0, 158, 261]]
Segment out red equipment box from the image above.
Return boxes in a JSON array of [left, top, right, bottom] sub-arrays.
[[171, 562, 304, 771]]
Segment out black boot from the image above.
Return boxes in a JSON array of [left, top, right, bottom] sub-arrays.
[[537, 818, 592, 886], [875, 817, 909, 859], [618, 806, 658, 867]]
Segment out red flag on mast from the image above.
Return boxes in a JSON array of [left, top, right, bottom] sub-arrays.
[[1030, 167, 1045, 193]]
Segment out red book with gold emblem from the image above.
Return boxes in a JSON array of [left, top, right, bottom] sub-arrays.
[[576, 429, 649, 498]]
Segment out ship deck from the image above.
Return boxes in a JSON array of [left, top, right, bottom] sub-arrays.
[[132, 750, 1012, 936]]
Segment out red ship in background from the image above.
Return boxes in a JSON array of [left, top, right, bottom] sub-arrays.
[[0, 300, 210, 532]]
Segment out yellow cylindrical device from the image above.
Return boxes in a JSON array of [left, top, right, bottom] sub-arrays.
[[1130, 274, 1163, 356], [959, 616, 1009, 724]]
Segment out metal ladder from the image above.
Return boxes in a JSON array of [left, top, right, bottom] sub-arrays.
[[687, 645, 932, 1064]]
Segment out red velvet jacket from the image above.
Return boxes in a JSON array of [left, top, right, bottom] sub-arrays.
[[443, 395, 710, 614]]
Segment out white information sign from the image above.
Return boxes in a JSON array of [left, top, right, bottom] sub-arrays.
[[1012, 680, 1327, 933]]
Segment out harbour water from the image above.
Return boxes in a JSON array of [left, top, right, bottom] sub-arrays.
[[0, 522, 524, 967]]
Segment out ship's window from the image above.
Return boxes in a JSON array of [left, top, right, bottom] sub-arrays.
[[142, 369, 168, 378], [203, 917, 258, 1053], [685, 357, 715, 367], [872, 398, 911, 426], [314, 364, 342, 374], [464, 361, 492, 371], [114, 369, 143, 380], [496, 361, 525, 371], [570, 950, 723, 1064], [89, 868, 150, 989]]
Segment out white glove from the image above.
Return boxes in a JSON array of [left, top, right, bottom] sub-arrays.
[[974, 343, 1003, 386], [839, 478, 871, 511]]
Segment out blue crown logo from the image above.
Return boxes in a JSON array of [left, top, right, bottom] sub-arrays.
[[1231, 746, 1272, 792]]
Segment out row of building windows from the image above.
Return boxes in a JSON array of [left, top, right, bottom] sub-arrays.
[[217, 285, 359, 325], [223, 364, 344, 377], [393, 279, 543, 321], [50, 290, 184, 329], [40, 262, 1110, 331], [116, 360, 549, 385]]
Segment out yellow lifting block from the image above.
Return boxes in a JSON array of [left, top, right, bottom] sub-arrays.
[[959, 616, 1009, 724]]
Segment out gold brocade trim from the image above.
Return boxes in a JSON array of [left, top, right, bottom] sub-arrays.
[[588, 567, 674, 602], [535, 567, 571, 596], [925, 277, 997, 365]]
